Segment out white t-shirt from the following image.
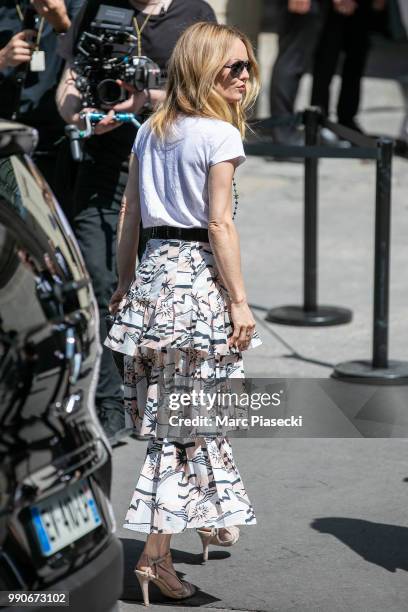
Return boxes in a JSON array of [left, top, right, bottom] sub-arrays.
[[132, 115, 246, 228]]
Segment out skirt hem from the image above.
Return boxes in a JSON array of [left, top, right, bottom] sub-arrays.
[[122, 517, 257, 535]]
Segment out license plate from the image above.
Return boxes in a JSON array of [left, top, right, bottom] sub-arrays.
[[30, 480, 102, 557]]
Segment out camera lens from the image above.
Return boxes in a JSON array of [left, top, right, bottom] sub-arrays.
[[97, 79, 124, 106]]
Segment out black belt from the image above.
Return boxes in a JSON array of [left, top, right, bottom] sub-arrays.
[[147, 225, 209, 242]]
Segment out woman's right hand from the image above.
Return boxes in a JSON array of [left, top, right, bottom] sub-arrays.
[[229, 300, 256, 351], [108, 286, 128, 315]]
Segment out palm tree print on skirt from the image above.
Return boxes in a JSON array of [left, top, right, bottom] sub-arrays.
[[123, 437, 256, 534], [102, 238, 261, 534], [103, 238, 263, 358]]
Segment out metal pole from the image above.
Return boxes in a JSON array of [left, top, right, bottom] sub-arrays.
[[304, 109, 319, 311], [372, 138, 393, 369], [265, 107, 352, 327], [333, 136, 408, 382]]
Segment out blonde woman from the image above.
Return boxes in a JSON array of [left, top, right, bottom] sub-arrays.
[[105, 22, 262, 606]]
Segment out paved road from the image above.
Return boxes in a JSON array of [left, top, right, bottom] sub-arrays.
[[111, 55, 408, 612], [114, 438, 408, 612]]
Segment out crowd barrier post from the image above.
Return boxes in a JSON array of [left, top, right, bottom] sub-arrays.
[[265, 108, 353, 326], [245, 110, 408, 383], [333, 138, 408, 383]]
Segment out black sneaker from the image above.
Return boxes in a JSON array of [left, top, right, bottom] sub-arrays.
[[97, 405, 128, 446]]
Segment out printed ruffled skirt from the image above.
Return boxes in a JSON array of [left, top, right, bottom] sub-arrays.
[[104, 238, 262, 534]]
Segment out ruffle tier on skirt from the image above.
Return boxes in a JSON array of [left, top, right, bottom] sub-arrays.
[[103, 238, 262, 358], [103, 238, 261, 533], [124, 436, 256, 534]]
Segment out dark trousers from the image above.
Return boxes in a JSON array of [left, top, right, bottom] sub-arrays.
[[34, 139, 79, 217], [74, 204, 124, 410], [71, 158, 128, 412], [269, 0, 329, 129], [70, 158, 150, 412], [310, 0, 371, 124]]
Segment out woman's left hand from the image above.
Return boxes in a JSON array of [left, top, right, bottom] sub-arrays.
[[108, 286, 128, 315]]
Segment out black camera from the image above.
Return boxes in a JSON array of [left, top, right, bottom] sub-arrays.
[[73, 4, 165, 108]]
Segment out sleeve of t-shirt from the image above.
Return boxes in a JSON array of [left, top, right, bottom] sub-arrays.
[[132, 123, 145, 158], [209, 124, 246, 168]]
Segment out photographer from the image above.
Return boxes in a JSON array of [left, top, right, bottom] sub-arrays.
[[0, 0, 83, 194], [56, 0, 217, 443]]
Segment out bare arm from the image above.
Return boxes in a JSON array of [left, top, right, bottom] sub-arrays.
[[108, 153, 141, 314], [208, 160, 256, 351], [208, 161, 245, 302]]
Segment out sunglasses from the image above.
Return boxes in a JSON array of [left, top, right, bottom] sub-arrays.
[[223, 60, 252, 79]]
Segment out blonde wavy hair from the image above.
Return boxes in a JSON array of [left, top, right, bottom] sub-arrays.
[[150, 22, 260, 139]]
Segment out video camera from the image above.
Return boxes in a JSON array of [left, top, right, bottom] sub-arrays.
[[73, 4, 165, 108]]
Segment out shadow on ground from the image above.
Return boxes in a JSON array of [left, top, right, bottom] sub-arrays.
[[312, 517, 408, 572], [120, 538, 223, 606]]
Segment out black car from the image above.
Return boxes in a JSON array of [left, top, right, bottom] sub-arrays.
[[0, 120, 123, 612]]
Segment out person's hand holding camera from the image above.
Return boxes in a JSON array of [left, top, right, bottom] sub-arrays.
[[70, 86, 165, 137], [112, 81, 166, 115], [67, 106, 120, 136], [91, 109, 122, 136], [83, 84, 166, 136], [111, 81, 151, 114], [0, 30, 36, 70]]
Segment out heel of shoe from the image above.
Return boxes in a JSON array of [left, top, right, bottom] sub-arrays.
[[135, 570, 151, 607], [197, 530, 212, 562]]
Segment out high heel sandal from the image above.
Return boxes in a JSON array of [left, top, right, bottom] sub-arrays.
[[134, 551, 196, 607], [196, 526, 240, 562]]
